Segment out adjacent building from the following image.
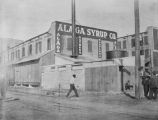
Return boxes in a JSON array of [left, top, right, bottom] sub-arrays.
[[117, 26, 158, 71]]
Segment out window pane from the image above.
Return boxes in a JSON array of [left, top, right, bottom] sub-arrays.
[[132, 51, 135, 56], [67, 38, 72, 51], [153, 29, 158, 50], [144, 36, 148, 45], [22, 47, 25, 57], [47, 38, 51, 50], [28, 44, 32, 55], [145, 49, 149, 58], [106, 43, 109, 51], [140, 50, 144, 55], [117, 41, 121, 49], [39, 42, 42, 53], [88, 40, 92, 52], [123, 41, 126, 49], [36, 43, 38, 54], [131, 38, 135, 47]]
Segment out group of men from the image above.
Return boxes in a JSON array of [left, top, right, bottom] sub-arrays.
[[141, 70, 158, 100]]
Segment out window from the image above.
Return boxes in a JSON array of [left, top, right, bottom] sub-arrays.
[[16, 50, 20, 59], [35, 42, 42, 54], [15, 50, 18, 59], [67, 38, 72, 51], [153, 29, 158, 50], [47, 38, 51, 50], [145, 49, 149, 58], [132, 51, 135, 56], [105, 43, 109, 51], [22, 47, 25, 57], [140, 50, 144, 55], [117, 41, 121, 49], [11, 52, 14, 60], [39, 42, 42, 53], [131, 38, 135, 47], [88, 40, 92, 52], [144, 36, 148, 45], [123, 41, 126, 49], [28, 44, 32, 55], [35, 43, 38, 54], [132, 50, 144, 56], [17, 50, 20, 58], [140, 40, 143, 46]]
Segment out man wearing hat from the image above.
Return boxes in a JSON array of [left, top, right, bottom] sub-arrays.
[[66, 74, 79, 97]]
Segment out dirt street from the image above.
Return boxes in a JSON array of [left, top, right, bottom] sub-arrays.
[[0, 90, 158, 120]]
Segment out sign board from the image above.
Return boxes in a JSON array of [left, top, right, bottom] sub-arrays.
[[55, 21, 117, 53]]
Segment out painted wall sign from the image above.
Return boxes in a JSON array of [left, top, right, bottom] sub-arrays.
[[98, 39, 102, 58], [78, 36, 82, 55], [55, 21, 117, 41], [55, 32, 61, 53]]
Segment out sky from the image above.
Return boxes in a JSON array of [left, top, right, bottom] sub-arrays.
[[0, 0, 158, 41]]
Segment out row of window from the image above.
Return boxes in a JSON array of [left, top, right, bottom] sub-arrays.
[[67, 38, 109, 53], [131, 49, 150, 57], [117, 36, 148, 49], [10, 38, 51, 61]]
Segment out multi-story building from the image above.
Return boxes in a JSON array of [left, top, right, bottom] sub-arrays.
[[0, 38, 22, 65], [117, 26, 158, 71], [2, 21, 117, 87]]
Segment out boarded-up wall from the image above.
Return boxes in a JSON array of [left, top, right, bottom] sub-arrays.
[[85, 66, 119, 92], [6, 65, 15, 85], [14, 60, 40, 86]]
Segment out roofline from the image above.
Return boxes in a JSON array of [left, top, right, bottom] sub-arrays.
[[117, 31, 147, 39], [9, 31, 49, 50]]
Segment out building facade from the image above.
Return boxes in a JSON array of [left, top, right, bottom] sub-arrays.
[[1, 21, 117, 87], [117, 26, 158, 71]]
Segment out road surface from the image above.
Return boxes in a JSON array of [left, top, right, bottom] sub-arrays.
[[0, 90, 158, 120]]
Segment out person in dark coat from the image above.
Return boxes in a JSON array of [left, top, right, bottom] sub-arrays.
[[149, 72, 158, 100], [141, 75, 150, 99], [66, 74, 79, 97]]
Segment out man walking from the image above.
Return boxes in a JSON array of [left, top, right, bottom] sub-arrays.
[[66, 74, 79, 97]]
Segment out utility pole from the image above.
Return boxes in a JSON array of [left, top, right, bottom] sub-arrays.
[[71, 0, 78, 58], [134, 0, 141, 99]]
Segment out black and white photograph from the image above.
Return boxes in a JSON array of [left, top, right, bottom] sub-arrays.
[[0, 0, 158, 120]]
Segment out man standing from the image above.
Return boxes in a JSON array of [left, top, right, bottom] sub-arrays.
[[141, 75, 150, 99], [66, 74, 79, 97], [149, 72, 158, 100]]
